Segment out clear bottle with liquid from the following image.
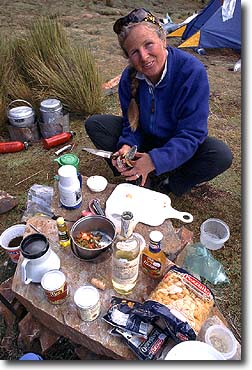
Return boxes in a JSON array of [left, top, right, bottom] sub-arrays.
[[141, 231, 166, 278], [56, 217, 71, 248], [112, 211, 140, 294]]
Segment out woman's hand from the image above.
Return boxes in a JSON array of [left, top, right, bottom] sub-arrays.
[[111, 144, 131, 172], [121, 152, 155, 186]]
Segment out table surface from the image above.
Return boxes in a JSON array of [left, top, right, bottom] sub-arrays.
[[11, 177, 241, 360]]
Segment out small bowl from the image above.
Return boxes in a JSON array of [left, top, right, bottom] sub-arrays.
[[205, 324, 237, 360], [87, 176, 108, 192]]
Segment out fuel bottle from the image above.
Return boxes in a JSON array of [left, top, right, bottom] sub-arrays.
[[0, 141, 29, 154], [43, 131, 75, 149]]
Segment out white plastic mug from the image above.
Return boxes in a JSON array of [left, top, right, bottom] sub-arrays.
[[0, 224, 26, 263]]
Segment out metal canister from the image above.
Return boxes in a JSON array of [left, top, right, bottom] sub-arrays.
[[41, 270, 68, 304], [74, 285, 100, 321], [40, 98, 63, 124], [7, 99, 35, 128]]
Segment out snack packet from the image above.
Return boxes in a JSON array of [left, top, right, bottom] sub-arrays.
[[147, 265, 215, 336], [110, 324, 169, 360], [103, 296, 155, 338]]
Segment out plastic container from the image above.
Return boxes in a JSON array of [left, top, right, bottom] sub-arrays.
[[141, 230, 166, 278], [205, 324, 237, 360], [165, 340, 225, 360], [86, 176, 108, 192], [58, 165, 82, 209], [0, 224, 26, 263], [56, 217, 71, 248], [200, 218, 230, 250]]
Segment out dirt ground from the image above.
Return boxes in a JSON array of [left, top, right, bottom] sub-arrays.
[[0, 0, 241, 360]]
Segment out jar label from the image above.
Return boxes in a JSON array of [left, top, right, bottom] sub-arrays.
[[112, 256, 139, 284], [78, 301, 100, 321], [142, 254, 162, 277], [44, 281, 68, 305]]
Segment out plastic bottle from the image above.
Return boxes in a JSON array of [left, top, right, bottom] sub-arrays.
[[112, 211, 140, 294], [141, 231, 166, 278], [56, 217, 71, 248], [0, 141, 29, 154], [43, 131, 75, 149]]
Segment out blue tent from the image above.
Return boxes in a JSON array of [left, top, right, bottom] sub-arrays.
[[169, 0, 241, 50], [182, 0, 221, 41]]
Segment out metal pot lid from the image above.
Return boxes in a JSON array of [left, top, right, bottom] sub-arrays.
[[40, 99, 62, 111], [8, 106, 34, 119]]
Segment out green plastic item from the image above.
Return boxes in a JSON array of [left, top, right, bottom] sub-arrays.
[[54, 153, 79, 170]]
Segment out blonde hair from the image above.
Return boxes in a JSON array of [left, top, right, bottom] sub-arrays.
[[117, 23, 166, 131]]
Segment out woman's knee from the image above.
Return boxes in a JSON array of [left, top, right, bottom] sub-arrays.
[[84, 114, 101, 135], [216, 140, 233, 171]]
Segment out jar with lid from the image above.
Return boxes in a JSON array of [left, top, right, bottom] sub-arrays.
[[141, 231, 166, 278], [56, 217, 71, 248], [112, 211, 140, 295]]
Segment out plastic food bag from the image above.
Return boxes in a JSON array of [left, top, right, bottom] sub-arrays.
[[22, 184, 54, 222], [182, 243, 230, 285]]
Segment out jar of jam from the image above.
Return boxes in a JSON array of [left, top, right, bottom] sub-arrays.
[[141, 231, 166, 278]]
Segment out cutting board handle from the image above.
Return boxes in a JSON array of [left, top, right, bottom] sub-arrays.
[[166, 207, 193, 223]]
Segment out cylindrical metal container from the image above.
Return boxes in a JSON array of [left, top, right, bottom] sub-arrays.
[[74, 285, 100, 321], [40, 98, 63, 124], [41, 270, 68, 305], [7, 100, 35, 128]]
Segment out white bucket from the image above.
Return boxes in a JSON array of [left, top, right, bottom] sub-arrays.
[[58, 165, 82, 208], [0, 224, 26, 263]]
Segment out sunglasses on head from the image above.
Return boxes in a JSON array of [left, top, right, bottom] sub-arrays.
[[113, 8, 163, 35]]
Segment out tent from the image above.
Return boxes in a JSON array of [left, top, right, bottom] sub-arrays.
[[168, 0, 241, 50]]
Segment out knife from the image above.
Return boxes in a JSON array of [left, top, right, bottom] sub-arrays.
[[82, 147, 117, 159], [82, 145, 137, 162]]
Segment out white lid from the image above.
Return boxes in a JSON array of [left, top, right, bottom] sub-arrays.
[[9, 106, 33, 119], [149, 230, 163, 242], [87, 176, 108, 192], [165, 341, 226, 360], [74, 285, 99, 308], [40, 99, 62, 110], [58, 164, 77, 177], [41, 270, 65, 291]]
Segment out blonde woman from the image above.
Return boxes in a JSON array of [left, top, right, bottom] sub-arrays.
[[85, 8, 232, 196]]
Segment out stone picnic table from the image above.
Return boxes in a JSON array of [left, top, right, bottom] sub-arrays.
[[11, 177, 241, 360]]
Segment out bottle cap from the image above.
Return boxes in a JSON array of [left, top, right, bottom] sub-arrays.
[[23, 141, 29, 150], [149, 231, 163, 243], [57, 216, 65, 225]]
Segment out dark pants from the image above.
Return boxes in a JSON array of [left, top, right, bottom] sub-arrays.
[[85, 114, 233, 196]]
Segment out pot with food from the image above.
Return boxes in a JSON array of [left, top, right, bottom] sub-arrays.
[[70, 215, 116, 260]]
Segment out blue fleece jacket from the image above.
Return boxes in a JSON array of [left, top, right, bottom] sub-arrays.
[[117, 46, 209, 175]]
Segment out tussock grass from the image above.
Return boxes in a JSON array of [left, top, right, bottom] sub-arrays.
[[0, 16, 103, 131], [0, 36, 11, 129]]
